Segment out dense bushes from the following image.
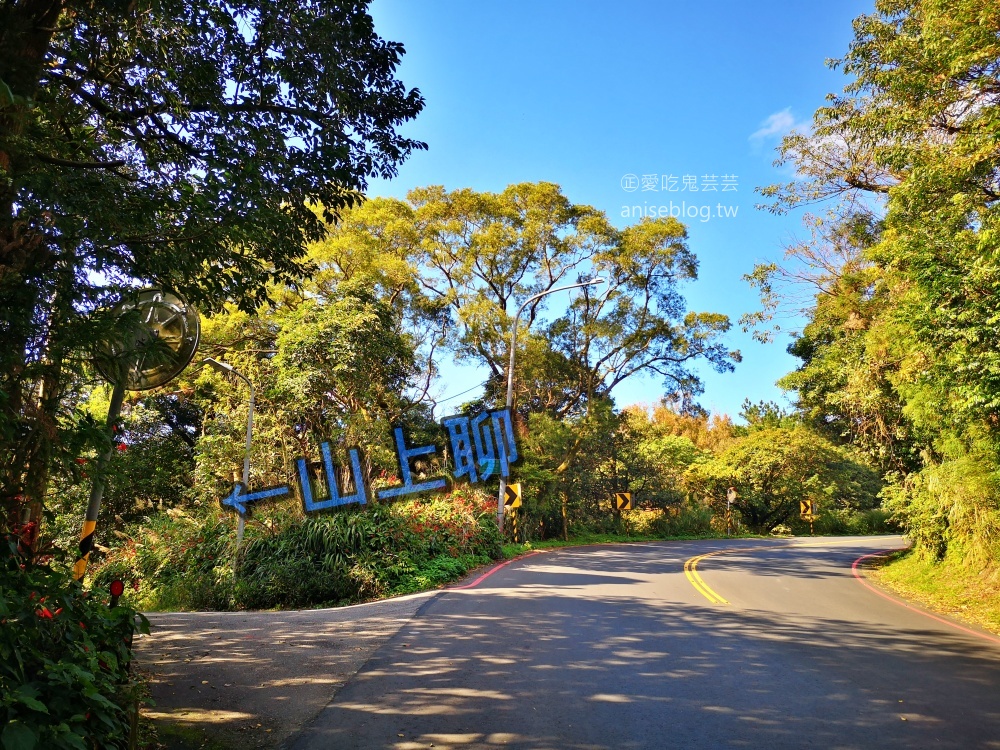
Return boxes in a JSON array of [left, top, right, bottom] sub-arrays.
[[690, 426, 883, 534], [880, 453, 1000, 566], [796, 508, 898, 536], [233, 492, 501, 608], [1, 538, 147, 750], [93, 488, 503, 611], [92, 511, 235, 611], [619, 504, 715, 537]]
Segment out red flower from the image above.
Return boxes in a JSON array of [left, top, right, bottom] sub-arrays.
[[75, 457, 88, 465], [116, 443, 128, 452], [54, 608, 63, 616], [36, 607, 53, 619]]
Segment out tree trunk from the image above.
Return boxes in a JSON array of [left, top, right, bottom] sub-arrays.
[[0, 0, 64, 527]]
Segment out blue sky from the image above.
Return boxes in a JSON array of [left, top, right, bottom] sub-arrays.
[[366, 0, 873, 420]]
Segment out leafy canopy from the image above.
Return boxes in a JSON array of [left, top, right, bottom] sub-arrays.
[[0, 0, 425, 518]]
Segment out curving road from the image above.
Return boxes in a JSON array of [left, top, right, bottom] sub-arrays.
[[287, 536, 1000, 750]]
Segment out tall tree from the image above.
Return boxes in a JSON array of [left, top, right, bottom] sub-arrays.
[[0, 0, 425, 521], [754, 0, 1000, 558], [321, 185, 741, 477], [406, 184, 739, 409]]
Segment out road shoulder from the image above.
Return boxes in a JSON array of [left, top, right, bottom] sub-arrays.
[[134, 591, 436, 749]]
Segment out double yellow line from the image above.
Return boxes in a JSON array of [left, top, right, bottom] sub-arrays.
[[684, 550, 731, 605], [683, 538, 883, 605]]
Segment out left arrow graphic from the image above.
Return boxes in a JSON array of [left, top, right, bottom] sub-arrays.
[[222, 483, 290, 515]]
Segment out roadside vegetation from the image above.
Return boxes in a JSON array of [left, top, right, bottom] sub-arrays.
[[3, 0, 998, 745], [868, 551, 1000, 636], [81, 392, 892, 613], [741, 0, 1000, 626]]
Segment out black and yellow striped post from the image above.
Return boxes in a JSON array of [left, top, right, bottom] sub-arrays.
[[800, 499, 818, 536], [73, 379, 126, 581]]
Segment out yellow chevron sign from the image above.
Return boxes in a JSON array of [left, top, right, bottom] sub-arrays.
[[614, 492, 632, 510], [800, 499, 817, 519], [504, 483, 522, 508]]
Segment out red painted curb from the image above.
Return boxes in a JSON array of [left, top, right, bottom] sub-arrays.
[[852, 549, 1000, 646], [448, 550, 546, 590]]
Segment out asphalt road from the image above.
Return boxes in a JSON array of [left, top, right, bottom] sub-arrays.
[[287, 536, 1000, 750], [136, 591, 435, 748]]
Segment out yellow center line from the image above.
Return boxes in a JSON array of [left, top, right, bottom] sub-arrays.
[[684, 553, 730, 605], [683, 538, 885, 605]]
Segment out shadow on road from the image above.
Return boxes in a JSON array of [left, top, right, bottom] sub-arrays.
[[289, 543, 1000, 750], [135, 593, 434, 749]]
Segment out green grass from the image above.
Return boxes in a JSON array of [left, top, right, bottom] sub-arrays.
[[868, 549, 1000, 635], [389, 553, 495, 595]]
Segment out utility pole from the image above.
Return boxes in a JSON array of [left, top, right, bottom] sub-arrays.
[[496, 277, 605, 532]]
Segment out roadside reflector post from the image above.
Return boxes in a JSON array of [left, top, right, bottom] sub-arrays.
[[74, 378, 127, 581], [800, 499, 818, 535], [503, 483, 522, 542]]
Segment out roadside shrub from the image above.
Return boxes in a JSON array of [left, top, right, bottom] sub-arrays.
[[92, 487, 502, 611], [881, 456, 1000, 565], [799, 508, 900, 536], [646, 503, 714, 537], [234, 491, 502, 608], [92, 509, 234, 611], [0, 536, 148, 750]]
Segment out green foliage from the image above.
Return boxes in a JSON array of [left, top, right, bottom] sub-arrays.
[[881, 451, 1000, 565], [806, 508, 898, 536], [236, 491, 501, 607], [49, 394, 201, 542], [1, 0, 425, 521], [737, 399, 796, 432], [690, 427, 882, 534], [92, 509, 235, 611], [618, 407, 706, 510], [0, 539, 148, 749], [749, 1, 1000, 564], [347, 183, 739, 429], [92, 489, 502, 611], [629, 504, 716, 537]]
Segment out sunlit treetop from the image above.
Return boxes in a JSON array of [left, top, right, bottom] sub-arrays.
[[0, 0, 426, 311]]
